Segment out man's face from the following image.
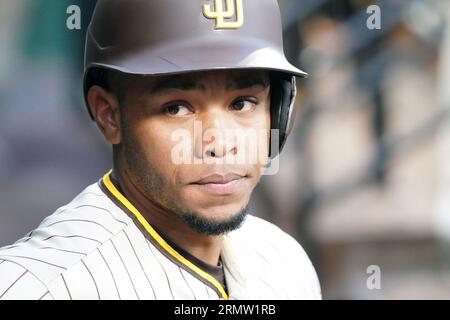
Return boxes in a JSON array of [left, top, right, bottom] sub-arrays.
[[118, 69, 271, 235]]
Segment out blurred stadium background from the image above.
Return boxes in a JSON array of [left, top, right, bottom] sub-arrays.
[[1, 0, 450, 299]]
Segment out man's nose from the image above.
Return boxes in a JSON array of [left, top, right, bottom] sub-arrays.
[[194, 110, 238, 160]]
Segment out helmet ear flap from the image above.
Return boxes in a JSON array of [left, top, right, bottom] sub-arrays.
[[269, 73, 298, 158]]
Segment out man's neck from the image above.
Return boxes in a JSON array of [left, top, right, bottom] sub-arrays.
[[112, 167, 223, 267]]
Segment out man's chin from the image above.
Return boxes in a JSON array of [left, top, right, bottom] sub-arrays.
[[180, 205, 249, 236]]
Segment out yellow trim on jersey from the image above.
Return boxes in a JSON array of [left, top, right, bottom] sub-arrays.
[[102, 171, 229, 300]]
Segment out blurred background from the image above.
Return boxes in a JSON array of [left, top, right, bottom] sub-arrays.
[[1, 0, 450, 299]]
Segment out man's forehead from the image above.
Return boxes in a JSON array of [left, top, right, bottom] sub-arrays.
[[171, 69, 268, 80], [146, 69, 270, 94]]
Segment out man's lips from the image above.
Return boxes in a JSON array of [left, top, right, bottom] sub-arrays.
[[191, 173, 248, 195], [194, 173, 245, 185]]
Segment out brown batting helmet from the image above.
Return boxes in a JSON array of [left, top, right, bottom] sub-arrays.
[[83, 0, 308, 155]]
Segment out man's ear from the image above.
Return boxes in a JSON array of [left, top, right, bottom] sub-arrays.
[[87, 85, 121, 145]]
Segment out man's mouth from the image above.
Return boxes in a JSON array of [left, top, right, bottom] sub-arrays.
[[191, 173, 248, 195]]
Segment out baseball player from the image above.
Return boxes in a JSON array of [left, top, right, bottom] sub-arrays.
[[0, 0, 321, 300]]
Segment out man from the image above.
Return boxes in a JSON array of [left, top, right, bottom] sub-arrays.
[[0, 0, 321, 300]]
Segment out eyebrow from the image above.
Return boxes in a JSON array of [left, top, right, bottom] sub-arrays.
[[150, 74, 269, 95]]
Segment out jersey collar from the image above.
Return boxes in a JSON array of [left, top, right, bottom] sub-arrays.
[[99, 170, 229, 300]]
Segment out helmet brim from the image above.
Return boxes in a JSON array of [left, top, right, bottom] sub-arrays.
[[84, 35, 308, 80]]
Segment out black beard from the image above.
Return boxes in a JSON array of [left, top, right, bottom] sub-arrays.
[[180, 205, 249, 236]]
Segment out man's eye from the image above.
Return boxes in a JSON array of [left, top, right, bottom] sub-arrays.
[[231, 99, 257, 112], [164, 104, 192, 116]]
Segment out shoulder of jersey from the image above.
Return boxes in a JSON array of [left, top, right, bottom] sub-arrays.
[[0, 182, 132, 298], [227, 215, 309, 261], [225, 215, 322, 299]]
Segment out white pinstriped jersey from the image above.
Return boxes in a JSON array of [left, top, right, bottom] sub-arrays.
[[0, 172, 321, 300]]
